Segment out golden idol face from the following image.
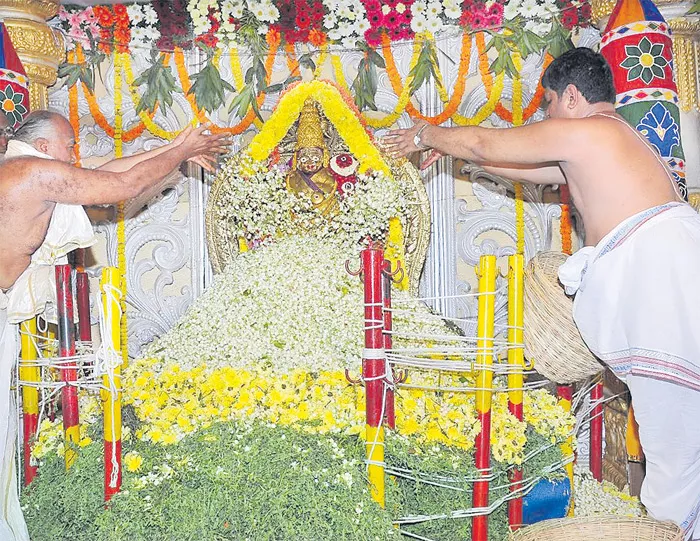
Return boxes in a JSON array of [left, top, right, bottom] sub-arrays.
[[297, 147, 324, 174]]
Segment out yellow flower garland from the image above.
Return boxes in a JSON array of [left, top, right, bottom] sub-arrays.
[[247, 80, 390, 174], [114, 51, 129, 364], [512, 51, 525, 255]]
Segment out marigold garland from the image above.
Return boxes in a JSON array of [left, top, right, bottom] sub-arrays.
[[247, 80, 389, 174], [68, 51, 82, 167], [560, 184, 572, 255], [75, 45, 149, 143], [114, 51, 129, 365], [495, 54, 552, 123]]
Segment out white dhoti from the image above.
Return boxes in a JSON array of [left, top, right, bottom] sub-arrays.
[[0, 140, 96, 540], [559, 202, 700, 539]]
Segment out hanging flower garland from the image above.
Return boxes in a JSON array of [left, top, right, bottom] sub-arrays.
[[560, 184, 572, 255]]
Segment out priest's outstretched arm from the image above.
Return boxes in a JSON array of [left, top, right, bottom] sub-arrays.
[[382, 119, 581, 184]]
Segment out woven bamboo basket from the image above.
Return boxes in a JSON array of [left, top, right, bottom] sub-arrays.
[[523, 251, 603, 383], [509, 516, 684, 541]]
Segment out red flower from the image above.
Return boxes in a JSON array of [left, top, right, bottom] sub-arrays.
[[364, 28, 381, 46], [579, 2, 592, 21], [471, 13, 487, 29], [364, 0, 382, 14], [561, 7, 578, 29], [399, 10, 412, 24], [367, 11, 383, 26], [296, 12, 311, 29]]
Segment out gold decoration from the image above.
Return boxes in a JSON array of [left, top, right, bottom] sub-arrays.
[[689, 192, 700, 213], [671, 33, 698, 112], [296, 98, 327, 152], [0, 1, 65, 111], [0, 0, 58, 21]]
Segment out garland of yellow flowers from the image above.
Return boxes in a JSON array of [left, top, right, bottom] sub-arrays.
[[113, 51, 129, 365], [247, 80, 389, 174], [75, 44, 150, 143], [313, 43, 328, 79], [511, 51, 525, 255], [495, 53, 552, 123]]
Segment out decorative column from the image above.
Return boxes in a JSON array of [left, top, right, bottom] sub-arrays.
[[0, 0, 65, 110]]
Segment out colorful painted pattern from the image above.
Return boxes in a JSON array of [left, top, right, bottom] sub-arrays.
[[601, 0, 687, 199], [0, 22, 30, 128]]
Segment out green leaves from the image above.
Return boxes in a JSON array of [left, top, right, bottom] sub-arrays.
[[407, 38, 444, 97], [352, 44, 385, 112], [132, 50, 182, 115], [688, 0, 700, 14], [59, 36, 105, 93], [188, 46, 235, 114], [486, 33, 519, 77], [544, 19, 574, 59]]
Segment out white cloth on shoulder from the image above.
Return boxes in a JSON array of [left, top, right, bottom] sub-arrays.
[[559, 201, 700, 540], [0, 140, 96, 541]]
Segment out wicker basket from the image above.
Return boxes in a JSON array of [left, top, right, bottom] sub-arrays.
[[523, 251, 603, 383], [509, 516, 684, 541]]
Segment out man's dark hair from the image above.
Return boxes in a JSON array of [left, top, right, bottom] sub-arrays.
[[542, 47, 616, 105]]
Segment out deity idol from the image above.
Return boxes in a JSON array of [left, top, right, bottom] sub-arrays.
[[285, 98, 339, 216]]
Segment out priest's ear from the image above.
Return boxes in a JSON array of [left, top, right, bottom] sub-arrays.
[[563, 84, 582, 109], [34, 137, 50, 155]]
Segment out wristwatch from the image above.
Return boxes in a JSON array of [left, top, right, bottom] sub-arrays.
[[413, 124, 430, 150]]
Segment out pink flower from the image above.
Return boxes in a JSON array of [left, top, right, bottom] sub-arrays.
[[58, 6, 70, 21], [364, 0, 382, 15], [84, 7, 97, 24], [68, 27, 88, 44], [485, 14, 502, 28], [68, 12, 83, 29]]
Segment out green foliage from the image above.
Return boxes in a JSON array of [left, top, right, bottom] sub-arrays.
[[688, 0, 700, 14], [58, 36, 105, 93], [352, 45, 386, 112], [407, 39, 444, 98], [543, 20, 574, 59], [132, 50, 182, 115], [23, 420, 565, 541], [188, 45, 235, 114]]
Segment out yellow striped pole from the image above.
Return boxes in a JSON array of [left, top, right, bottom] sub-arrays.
[[472, 255, 497, 541], [507, 254, 524, 528], [101, 267, 123, 501], [20, 318, 40, 484]]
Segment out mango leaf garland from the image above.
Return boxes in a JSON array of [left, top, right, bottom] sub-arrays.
[[132, 50, 182, 115], [187, 45, 235, 114], [352, 44, 385, 112], [407, 38, 444, 98]]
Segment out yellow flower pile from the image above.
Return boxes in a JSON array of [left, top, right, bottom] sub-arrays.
[[120, 360, 573, 467]]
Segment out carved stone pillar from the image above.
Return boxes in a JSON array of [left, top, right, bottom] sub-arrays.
[[0, 0, 65, 111]]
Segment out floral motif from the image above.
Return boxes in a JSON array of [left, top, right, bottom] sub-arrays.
[[621, 36, 668, 85], [637, 102, 680, 156], [0, 85, 27, 125]]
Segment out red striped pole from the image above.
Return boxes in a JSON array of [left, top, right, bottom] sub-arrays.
[[362, 245, 386, 507], [56, 264, 80, 469], [76, 272, 91, 343], [472, 255, 497, 541], [382, 262, 395, 430], [557, 384, 575, 515], [590, 380, 604, 481], [507, 254, 524, 529]]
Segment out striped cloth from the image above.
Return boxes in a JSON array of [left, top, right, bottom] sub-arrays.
[[559, 201, 700, 539]]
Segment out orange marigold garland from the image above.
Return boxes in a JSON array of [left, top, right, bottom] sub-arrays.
[[560, 184, 573, 255], [68, 51, 82, 167], [495, 54, 553, 123]]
